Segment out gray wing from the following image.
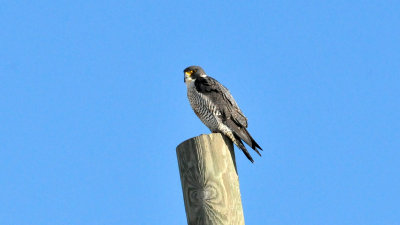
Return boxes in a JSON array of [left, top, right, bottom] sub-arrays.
[[194, 76, 248, 128], [194, 76, 263, 160]]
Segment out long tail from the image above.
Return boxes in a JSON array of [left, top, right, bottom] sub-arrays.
[[222, 119, 263, 162], [223, 130, 255, 163], [226, 120, 263, 155], [239, 127, 263, 153], [233, 134, 255, 163]]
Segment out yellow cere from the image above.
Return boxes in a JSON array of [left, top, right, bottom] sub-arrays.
[[185, 70, 194, 76]]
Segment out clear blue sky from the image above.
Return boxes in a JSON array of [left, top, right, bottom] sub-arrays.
[[1, 1, 399, 224]]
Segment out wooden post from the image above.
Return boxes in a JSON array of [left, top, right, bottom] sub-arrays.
[[176, 133, 245, 225]]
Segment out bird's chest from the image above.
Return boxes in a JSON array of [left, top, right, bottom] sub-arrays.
[[187, 85, 221, 129], [187, 87, 210, 111]]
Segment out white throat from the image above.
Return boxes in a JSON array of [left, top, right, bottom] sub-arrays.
[[185, 74, 207, 87], [185, 79, 195, 88]]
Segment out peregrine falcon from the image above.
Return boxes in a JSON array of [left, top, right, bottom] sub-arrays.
[[184, 65, 262, 162]]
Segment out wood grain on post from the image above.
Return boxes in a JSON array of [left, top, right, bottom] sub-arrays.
[[176, 133, 245, 225]]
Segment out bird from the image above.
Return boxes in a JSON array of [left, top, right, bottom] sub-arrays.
[[183, 65, 262, 162]]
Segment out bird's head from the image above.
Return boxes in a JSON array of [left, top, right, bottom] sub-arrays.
[[184, 65, 206, 83]]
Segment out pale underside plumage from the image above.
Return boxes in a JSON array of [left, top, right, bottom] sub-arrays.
[[186, 74, 262, 162]]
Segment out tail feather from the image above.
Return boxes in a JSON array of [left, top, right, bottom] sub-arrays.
[[235, 131, 262, 157], [228, 120, 262, 151], [246, 129, 262, 151], [225, 119, 263, 162], [233, 135, 254, 163]]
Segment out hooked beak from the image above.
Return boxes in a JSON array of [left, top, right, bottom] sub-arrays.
[[184, 71, 193, 83]]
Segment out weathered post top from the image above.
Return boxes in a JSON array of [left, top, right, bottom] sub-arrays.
[[176, 133, 245, 225]]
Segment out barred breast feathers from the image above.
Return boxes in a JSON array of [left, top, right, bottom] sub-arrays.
[[183, 65, 262, 163]]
